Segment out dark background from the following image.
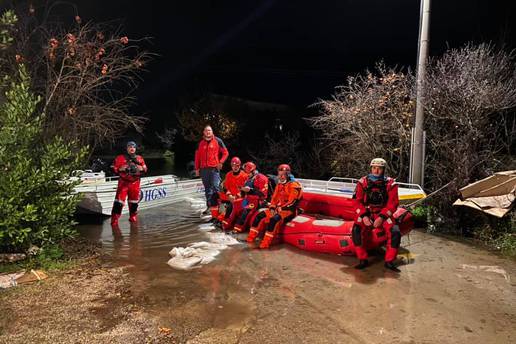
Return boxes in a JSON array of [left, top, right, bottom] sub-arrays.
[[4, 1, 516, 159], [62, 0, 516, 107]]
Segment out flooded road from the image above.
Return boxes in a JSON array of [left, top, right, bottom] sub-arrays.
[[71, 199, 516, 344], [2, 197, 515, 343]]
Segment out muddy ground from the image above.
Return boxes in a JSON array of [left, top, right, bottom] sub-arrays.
[[1, 230, 515, 344]]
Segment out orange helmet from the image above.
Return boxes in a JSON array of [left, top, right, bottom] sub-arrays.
[[243, 162, 256, 174], [230, 157, 241, 166], [277, 164, 291, 173]]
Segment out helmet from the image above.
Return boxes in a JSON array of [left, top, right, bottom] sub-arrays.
[[230, 157, 241, 166], [370, 158, 386, 167], [277, 164, 291, 173], [127, 141, 137, 148], [243, 162, 256, 174]]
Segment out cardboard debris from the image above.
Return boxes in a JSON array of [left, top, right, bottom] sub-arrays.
[[0, 269, 48, 289], [453, 170, 516, 218]]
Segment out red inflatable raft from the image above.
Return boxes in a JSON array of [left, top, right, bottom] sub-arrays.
[[277, 191, 414, 255]]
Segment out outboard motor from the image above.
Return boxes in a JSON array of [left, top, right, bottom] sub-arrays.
[[186, 161, 197, 178], [90, 158, 113, 176]]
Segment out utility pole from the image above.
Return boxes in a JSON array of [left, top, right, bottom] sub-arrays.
[[410, 0, 431, 187]]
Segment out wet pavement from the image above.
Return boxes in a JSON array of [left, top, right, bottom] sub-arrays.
[[71, 199, 516, 343]]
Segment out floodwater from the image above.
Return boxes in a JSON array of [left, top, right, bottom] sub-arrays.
[[75, 197, 516, 343]]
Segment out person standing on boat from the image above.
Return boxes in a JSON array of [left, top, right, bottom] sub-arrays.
[[232, 162, 269, 233], [352, 158, 400, 272], [246, 164, 303, 249], [194, 125, 229, 217], [218, 157, 248, 225], [110, 141, 148, 226]]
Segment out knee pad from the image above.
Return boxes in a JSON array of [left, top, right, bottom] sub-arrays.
[[391, 226, 401, 248], [236, 209, 250, 225], [129, 202, 138, 214], [112, 201, 123, 215], [352, 224, 362, 246], [252, 211, 266, 227], [267, 214, 282, 232]]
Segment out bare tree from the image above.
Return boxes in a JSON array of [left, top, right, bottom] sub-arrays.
[[310, 63, 414, 180], [0, 4, 152, 153], [156, 127, 177, 150], [423, 43, 516, 217]]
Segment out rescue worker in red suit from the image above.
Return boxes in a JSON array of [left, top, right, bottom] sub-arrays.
[[194, 125, 229, 218], [111, 141, 148, 226], [218, 157, 248, 225], [352, 158, 401, 272], [233, 162, 269, 233], [246, 164, 303, 249]]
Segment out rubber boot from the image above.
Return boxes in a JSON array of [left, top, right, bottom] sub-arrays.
[[246, 227, 259, 243], [354, 259, 369, 270], [128, 203, 138, 223], [233, 224, 244, 233], [384, 261, 401, 273], [259, 232, 274, 249], [111, 201, 123, 226], [111, 213, 121, 226], [210, 206, 219, 219]]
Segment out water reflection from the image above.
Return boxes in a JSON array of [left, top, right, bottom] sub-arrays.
[[77, 196, 208, 267]]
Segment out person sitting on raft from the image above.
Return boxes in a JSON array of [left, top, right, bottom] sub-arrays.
[[246, 164, 303, 249], [232, 162, 269, 233], [352, 158, 401, 272], [217, 157, 248, 225]]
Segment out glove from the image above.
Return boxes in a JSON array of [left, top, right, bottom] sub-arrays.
[[373, 216, 384, 228], [362, 216, 372, 227]]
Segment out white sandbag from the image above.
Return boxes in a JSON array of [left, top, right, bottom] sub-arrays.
[[167, 256, 203, 270], [207, 232, 240, 246], [198, 223, 215, 231], [189, 241, 227, 251]]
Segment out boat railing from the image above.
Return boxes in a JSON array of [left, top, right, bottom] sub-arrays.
[[298, 176, 426, 196]]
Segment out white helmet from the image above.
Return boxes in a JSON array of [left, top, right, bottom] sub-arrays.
[[370, 158, 387, 167]]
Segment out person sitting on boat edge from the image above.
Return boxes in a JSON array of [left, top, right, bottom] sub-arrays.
[[110, 141, 148, 226], [216, 156, 248, 225], [194, 125, 229, 217], [232, 162, 269, 233], [352, 158, 400, 272], [247, 164, 303, 249]]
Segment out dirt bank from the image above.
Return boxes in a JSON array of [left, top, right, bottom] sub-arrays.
[[1, 230, 515, 344]]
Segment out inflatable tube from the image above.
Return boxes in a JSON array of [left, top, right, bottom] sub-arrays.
[[279, 208, 413, 255], [277, 191, 414, 255]]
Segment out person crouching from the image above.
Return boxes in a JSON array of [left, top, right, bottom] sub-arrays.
[[246, 164, 303, 249], [352, 158, 401, 272]]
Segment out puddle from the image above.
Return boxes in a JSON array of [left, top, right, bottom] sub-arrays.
[[76, 195, 255, 333]]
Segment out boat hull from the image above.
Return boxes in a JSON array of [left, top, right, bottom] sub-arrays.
[[74, 176, 205, 215]]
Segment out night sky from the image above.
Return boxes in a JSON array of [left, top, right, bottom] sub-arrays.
[[6, 1, 516, 128]]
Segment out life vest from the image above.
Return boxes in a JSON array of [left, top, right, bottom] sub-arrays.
[[112, 154, 147, 182], [244, 172, 269, 200], [357, 176, 395, 208], [270, 180, 303, 211], [224, 170, 248, 197]]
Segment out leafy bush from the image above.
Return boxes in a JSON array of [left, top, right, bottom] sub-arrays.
[[0, 66, 86, 252]]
